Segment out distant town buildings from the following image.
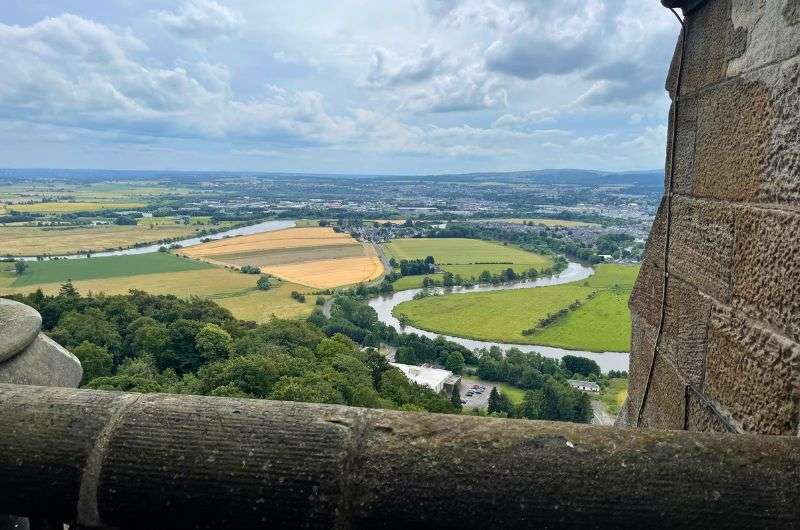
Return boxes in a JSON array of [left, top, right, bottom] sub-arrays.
[[390, 363, 460, 394], [567, 380, 600, 392]]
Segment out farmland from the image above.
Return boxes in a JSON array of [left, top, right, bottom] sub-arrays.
[[393, 264, 639, 352], [383, 238, 553, 279], [6, 201, 145, 213], [0, 225, 199, 256], [181, 227, 384, 289], [0, 253, 318, 321]]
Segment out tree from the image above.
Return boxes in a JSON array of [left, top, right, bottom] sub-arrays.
[[256, 276, 271, 290], [73, 341, 113, 385], [488, 387, 500, 413], [195, 323, 233, 362], [14, 260, 28, 275], [573, 392, 593, 423], [561, 355, 600, 377], [444, 351, 465, 374], [442, 271, 455, 287], [424, 255, 435, 265], [451, 383, 462, 411], [59, 280, 79, 298], [240, 265, 261, 274], [519, 390, 541, 419]]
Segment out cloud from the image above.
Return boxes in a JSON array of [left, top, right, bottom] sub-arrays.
[[155, 0, 242, 42]]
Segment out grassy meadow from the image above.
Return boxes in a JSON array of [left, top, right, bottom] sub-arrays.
[[597, 378, 629, 415], [393, 263, 639, 352], [384, 238, 553, 282], [0, 253, 318, 321]]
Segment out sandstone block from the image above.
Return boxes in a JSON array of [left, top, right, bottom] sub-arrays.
[[733, 206, 800, 343], [0, 334, 82, 388], [693, 77, 771, 202], [680, 0, 733, 95], [705, 305, 800, 435]]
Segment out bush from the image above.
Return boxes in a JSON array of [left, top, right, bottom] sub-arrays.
[[256, 276, 271, 291], [240, 265, 261, 274]]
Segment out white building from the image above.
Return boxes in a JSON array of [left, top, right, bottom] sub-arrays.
[[389, 363, 457, 394], [567, 380, 600, 393]]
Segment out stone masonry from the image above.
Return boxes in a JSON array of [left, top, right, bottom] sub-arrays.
[[621, 0, 800, 435]]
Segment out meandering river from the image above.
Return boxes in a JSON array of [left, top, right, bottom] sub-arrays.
[[367, 261, 631, 372], [14, 220, 297, 261]]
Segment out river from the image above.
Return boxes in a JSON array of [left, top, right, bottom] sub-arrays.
[[13, 220, 297, 261], [367, 261, 630, 373]]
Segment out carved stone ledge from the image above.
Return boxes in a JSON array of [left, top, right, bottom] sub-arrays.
[[0, 299, 82, 388]]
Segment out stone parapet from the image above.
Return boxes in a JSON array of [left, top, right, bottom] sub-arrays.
[[0, 383, 798, 529]]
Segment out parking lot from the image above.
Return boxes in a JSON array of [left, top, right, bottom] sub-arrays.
[[459, 377, 497, 409]]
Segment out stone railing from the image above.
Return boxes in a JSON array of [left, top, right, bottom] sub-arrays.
[[0, 383, 799, 529], [0, 298, 82, 388]]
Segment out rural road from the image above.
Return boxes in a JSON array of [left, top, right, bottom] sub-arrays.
[[591, 400, 616, 426]]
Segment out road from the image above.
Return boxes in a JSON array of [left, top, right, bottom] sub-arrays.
[[591, 400, 616, 426]]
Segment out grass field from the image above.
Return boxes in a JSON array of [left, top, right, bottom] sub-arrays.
[[597, 378, 628, 415], [506, 218, 600, 228], [384, 238, 552, 279], [393, 263, 639, 352], [181, 227, 384, 289], [6, 202, 145, 213], [1, 255, 318, 321], [7, 253, 211, 286], [0, 225, 198, 256]]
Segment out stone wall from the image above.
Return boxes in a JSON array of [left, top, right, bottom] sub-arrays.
[[622, 0, 800, 435]]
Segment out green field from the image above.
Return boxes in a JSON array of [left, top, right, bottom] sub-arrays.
[[393, 264, 639, 352], [8, 253, 211, 286], [384, 238, 552, 283]]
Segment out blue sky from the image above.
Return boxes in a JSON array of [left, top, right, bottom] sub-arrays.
[[0, 1, 680, 174]]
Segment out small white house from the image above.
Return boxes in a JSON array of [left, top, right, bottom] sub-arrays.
[[567, 379, 600, 393]]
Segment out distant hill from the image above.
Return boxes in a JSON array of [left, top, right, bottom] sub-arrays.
[[0, 167, 664, 187]]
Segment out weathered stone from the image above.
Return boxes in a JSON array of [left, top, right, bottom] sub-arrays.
[[2, 384, 800, 528], [0, 299, 41, 363], [620, 313, 657, 427], [680, 0, 733, 94], [667, 196, 735, 303], [665, 94, 698, 195], [759, 56, 800, 205], [726, 25, 748, 61], [732, 206, 800, 343], [630, 260, 710, 386], [686, 392, 736, 433], [705, 305, 800, 435], [639, 355, 687, 430], [0, 334, 82, 388], [728, 1, 800, 76], [693, 77, 771, 202]]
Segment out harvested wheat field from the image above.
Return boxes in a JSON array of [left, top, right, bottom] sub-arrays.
[[181, 226, 384, 288], [181, 227, 353, 257]]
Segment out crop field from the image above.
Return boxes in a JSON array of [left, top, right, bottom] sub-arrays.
[[0, 255, 317, 321], [181, 227, 384, 288], [0, 225, 199, 256], [6, 202, 145, 213], [383, 238, 552, 278], [506, 218, 600, 228], [393, 264, 639, 352]]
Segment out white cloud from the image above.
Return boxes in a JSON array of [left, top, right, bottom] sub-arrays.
[[155, 0, 243, 42]]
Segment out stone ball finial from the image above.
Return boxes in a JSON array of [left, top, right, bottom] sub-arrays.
[[0, 298, 82, 387]]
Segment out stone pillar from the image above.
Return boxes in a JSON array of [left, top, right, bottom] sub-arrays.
[[622, 0, 800, 435], [0, 299, 82, 530]]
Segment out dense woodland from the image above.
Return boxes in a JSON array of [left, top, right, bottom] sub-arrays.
[[5, 284, 600, 423]]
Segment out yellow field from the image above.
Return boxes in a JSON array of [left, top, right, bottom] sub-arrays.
[[7, 202, 145, 213], [181, 227, 353, 257], [0, 225, 198, 256], [0, 268, 317, 321], [181, 227, 385, 288], [265, 254, 384, 289]]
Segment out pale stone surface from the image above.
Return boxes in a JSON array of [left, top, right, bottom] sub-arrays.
[[0, 298, 41, 363], [0, 334, 82, 388]]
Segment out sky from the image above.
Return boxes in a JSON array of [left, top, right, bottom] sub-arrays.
[[0, 1, 681, 174]]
